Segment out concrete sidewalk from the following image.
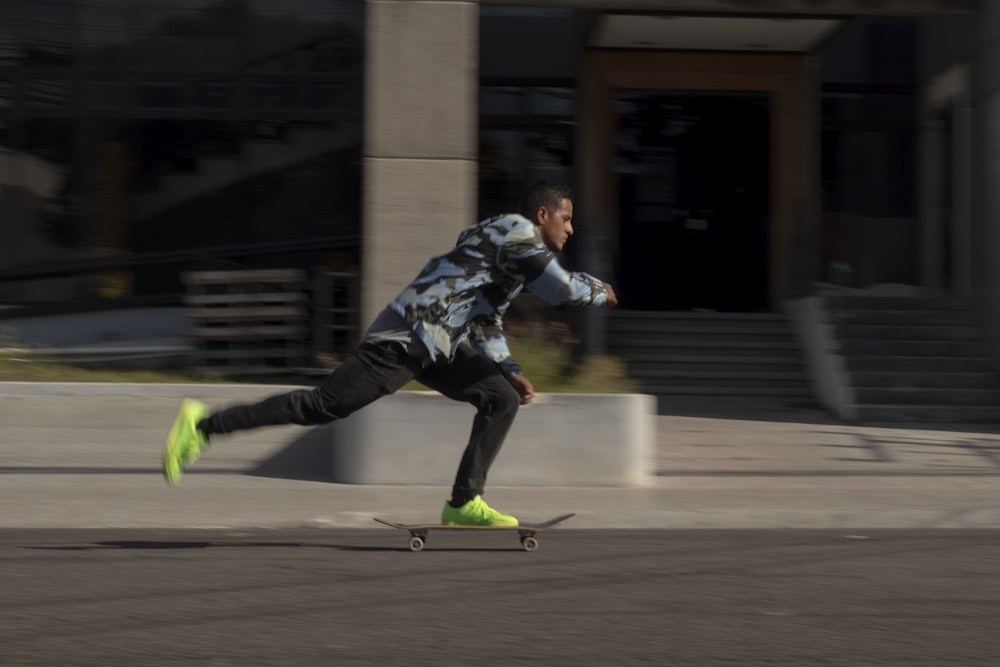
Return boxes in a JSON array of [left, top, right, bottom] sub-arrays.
[[2, 383, 1000, 530]]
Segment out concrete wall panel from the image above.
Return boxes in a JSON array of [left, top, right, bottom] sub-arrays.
[[361, 157, 476, 326], [362, 1, 479, 327], [366, 0, 477, 159]]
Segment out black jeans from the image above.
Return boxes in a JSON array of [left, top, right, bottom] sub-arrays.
[[199, 341, 520, 505]]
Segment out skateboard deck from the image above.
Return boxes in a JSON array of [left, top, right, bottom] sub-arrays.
[[373, 513, 576, 552]]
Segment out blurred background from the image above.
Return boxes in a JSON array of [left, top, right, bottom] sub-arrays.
[[1, 0, 997, 422]]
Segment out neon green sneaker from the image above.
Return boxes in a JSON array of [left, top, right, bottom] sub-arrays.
[[162, 399, 209, 485], [441, 495, 518, 527]]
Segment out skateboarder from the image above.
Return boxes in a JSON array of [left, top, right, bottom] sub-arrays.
[[162, 181, 618, 526]]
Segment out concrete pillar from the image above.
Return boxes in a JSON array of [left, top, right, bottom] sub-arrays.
[[361, 0, 478, 327]]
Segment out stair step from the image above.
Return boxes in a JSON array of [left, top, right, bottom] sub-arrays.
[[824, 295, 1000, 422], [609, 311, 807, 406], [611, 337, 797, 350], [828, 310, 977, 326], [610, 311, 787, 322], [622, 353, 804, 365], [609, 322, 793, 336], [824, 296, 973, 311], [620, 341, 799, 354], [854, 387, 1000, 405], [850, 372, 1000, 388], [610, 313, 790, 329], [843, 356, 993, 373], [627, 361, 805, 375], [636, 384, 807, 397], [856, 404, 1000, 423], [834, 324, 981, 342], [836, 340, 988, 357], [629, 369, 807, 382]]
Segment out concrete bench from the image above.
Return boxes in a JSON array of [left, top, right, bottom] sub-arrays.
[[329, 391, 656, 486]]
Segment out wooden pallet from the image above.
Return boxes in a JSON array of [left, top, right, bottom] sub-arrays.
[[183, 269, 308, 374], [311, 270, 359, 358]]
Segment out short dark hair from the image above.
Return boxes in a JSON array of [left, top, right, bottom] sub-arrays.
[[519, 181, 573, 221]]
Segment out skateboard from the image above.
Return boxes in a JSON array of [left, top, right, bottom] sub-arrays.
[[373, 513, 576, 552]]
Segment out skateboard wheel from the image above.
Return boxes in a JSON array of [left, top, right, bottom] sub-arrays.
[[408, 536, 425, 552], [521, 536, 539, 552]]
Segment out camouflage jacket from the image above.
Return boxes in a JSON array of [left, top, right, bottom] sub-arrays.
[[388, 214, 608, 378]]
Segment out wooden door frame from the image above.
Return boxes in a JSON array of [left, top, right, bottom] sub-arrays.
[[580, 50, 812, 308]]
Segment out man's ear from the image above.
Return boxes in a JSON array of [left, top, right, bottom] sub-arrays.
[[534, 205, 548, 225]]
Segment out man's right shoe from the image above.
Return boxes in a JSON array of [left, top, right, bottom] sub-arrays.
[[441, 495, 518, 527], [162, 399, 209, 485]]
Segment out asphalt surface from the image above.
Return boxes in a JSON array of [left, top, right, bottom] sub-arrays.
[[5, 528, 1000, 666], [6, 386, 1000, 665]]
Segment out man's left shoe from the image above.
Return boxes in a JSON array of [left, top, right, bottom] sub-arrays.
[[441, 495, 518, 526], [162, 399, 209, 485]]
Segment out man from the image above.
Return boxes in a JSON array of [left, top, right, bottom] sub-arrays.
[[162, 181, 618, 526]]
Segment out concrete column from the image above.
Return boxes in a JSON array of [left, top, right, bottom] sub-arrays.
[[361, 0, 478, 327]]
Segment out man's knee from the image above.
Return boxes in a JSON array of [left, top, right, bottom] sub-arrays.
[[487, 380, 520, 418]]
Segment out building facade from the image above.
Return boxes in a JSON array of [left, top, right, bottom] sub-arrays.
[[4, 0, 998, 363], [0, 0, 365, 304]]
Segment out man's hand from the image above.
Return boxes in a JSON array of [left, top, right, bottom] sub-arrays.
[[510, 373, 536, 405], [603, 282, 619, 309]]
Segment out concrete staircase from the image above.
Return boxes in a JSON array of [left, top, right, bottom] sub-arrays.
[[606, 311, 810, 406], [826, 296, 1000, 422]]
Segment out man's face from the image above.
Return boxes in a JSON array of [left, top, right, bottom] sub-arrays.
[[536, 197, 574, 252]]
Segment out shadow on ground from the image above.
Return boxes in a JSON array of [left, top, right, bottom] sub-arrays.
[[247, 425, 333, 483]]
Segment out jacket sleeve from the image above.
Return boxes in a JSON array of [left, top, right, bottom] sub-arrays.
[[497, 233, 608, 307], [469, 313, 522, 379]]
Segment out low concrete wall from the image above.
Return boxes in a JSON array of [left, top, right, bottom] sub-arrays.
[[0, 383, 655, 488], [329, 392, 656, 486]]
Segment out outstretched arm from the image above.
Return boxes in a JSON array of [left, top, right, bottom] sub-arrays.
[[527, 260, 609, 307], [498, 234, 612, 308]]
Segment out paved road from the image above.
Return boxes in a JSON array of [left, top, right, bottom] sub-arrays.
[[5, 528, 1000, 666]]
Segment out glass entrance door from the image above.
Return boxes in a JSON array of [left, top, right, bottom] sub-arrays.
[[615, 92, 770, 311]]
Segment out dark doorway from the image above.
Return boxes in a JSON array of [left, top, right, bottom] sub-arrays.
[[616, 92, 770, 311]]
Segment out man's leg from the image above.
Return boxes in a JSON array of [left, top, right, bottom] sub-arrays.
[[163, 342, 421, 483], [417, 344, 520, 522], [200, 342, 421, 435]]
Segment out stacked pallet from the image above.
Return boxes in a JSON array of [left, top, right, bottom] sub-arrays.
[[311, 270, 360, 359], [183, 269, 308, 375]]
